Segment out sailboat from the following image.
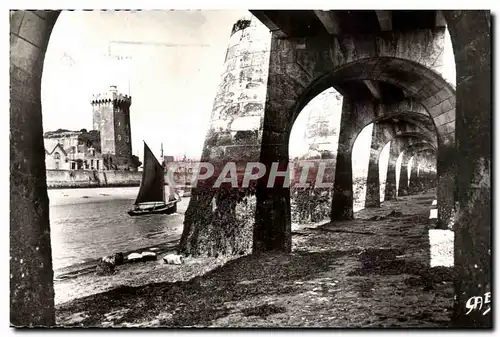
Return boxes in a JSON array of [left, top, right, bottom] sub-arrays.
[[128, 142, 180, 216]]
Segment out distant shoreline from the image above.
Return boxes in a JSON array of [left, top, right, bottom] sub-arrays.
[[47, 183, 190, 190], [47, 183, 140, 190]]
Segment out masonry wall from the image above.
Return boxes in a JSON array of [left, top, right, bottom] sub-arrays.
[[46, 170, 178, 189], [46, 170, 140, 188]]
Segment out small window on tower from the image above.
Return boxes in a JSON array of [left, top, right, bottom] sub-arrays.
[[118, 121, 121, 126], [118, 135, 122, 141]]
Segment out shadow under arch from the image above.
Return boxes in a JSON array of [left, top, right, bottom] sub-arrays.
[[289, 56, 456, 147], [353, 124, 436, 210], [284, 59, 455, 221]]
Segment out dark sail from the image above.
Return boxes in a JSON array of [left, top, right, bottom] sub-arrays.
[[134, 142, 165, 204]]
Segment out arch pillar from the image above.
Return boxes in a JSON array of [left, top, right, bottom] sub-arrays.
[[253, 34, 302, 253], [444, 10, 491, 327], [365, 122, 383, 208], [436, 144, 456, 229], [408, 153, 420, 194], [398, 150, 411, 197], [419, 151, 437, 190], [330, 97, 357, 221], [10, 10, 60, 327]]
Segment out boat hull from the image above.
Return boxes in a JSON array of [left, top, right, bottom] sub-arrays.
[[127, 201, 178, 216]]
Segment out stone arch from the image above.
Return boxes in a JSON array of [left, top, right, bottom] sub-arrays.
[[363, 128, 435, 207], [10, 10, 60, 327], [279, 57, 453, 220], [398, 140, 437, 196], [349, 113, 436, 210], [402, 142, 437, 194], [260, 14, 489, 324], [382, 133, 436, 201], [290, 57, 455, 147]]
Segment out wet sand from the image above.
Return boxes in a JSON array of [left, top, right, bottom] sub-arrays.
[[56, 190, 455, 327]]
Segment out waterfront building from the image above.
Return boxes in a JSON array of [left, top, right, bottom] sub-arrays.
[[44, 129, 103, 170], [44, 85, 138, 171]]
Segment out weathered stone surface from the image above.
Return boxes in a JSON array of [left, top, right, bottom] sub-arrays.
[[10, 10, 59, 328], [353, 34, 377, 60], [433, 108, 455, 127], [384, 141, 399, 201], [180, 17, 271, 258], [408, 154, 420, 195], [13, 10, 49, 48], [445, 10, 491, 321], [331, 98, 360, 221], [437, 121, 455, 138], [428, 98, 453, 118]]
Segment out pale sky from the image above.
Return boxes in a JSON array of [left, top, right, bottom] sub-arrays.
[[42, 10, 248, 160]]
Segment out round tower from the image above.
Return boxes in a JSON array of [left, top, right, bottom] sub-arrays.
[[202, 14, 271, 170], [180, 15, 273, 257], [90, 85, 134, 170]]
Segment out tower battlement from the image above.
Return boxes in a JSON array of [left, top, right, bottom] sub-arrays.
[[90, 85, 131, 106], [90, 85, 134, 170]]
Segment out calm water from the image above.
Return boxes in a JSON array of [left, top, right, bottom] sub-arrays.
[[48, 187, 188, 271]]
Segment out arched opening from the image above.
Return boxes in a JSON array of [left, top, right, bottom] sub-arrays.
[[285, 54, 455, 225], [41, 10, 250, 275], [288, 87, 343, 227], [351, 123, 373, 212]]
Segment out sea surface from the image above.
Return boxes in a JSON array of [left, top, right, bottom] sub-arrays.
[[48, 187, 189, 272]]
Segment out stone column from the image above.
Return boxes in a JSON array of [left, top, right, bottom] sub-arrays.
[[253, 35, 299, 253], [408, 153, 420, 194], [331, 98, 356, 221], [420, 151, 437, 190], [365, 123, 382, 208], [10, 10, 59, 327], [398, 150, 411, 197], [436, 144, 456, 229], [254, 129, 292, 252], [444, 10, 491, 327], [384, 140, 399, 201]]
